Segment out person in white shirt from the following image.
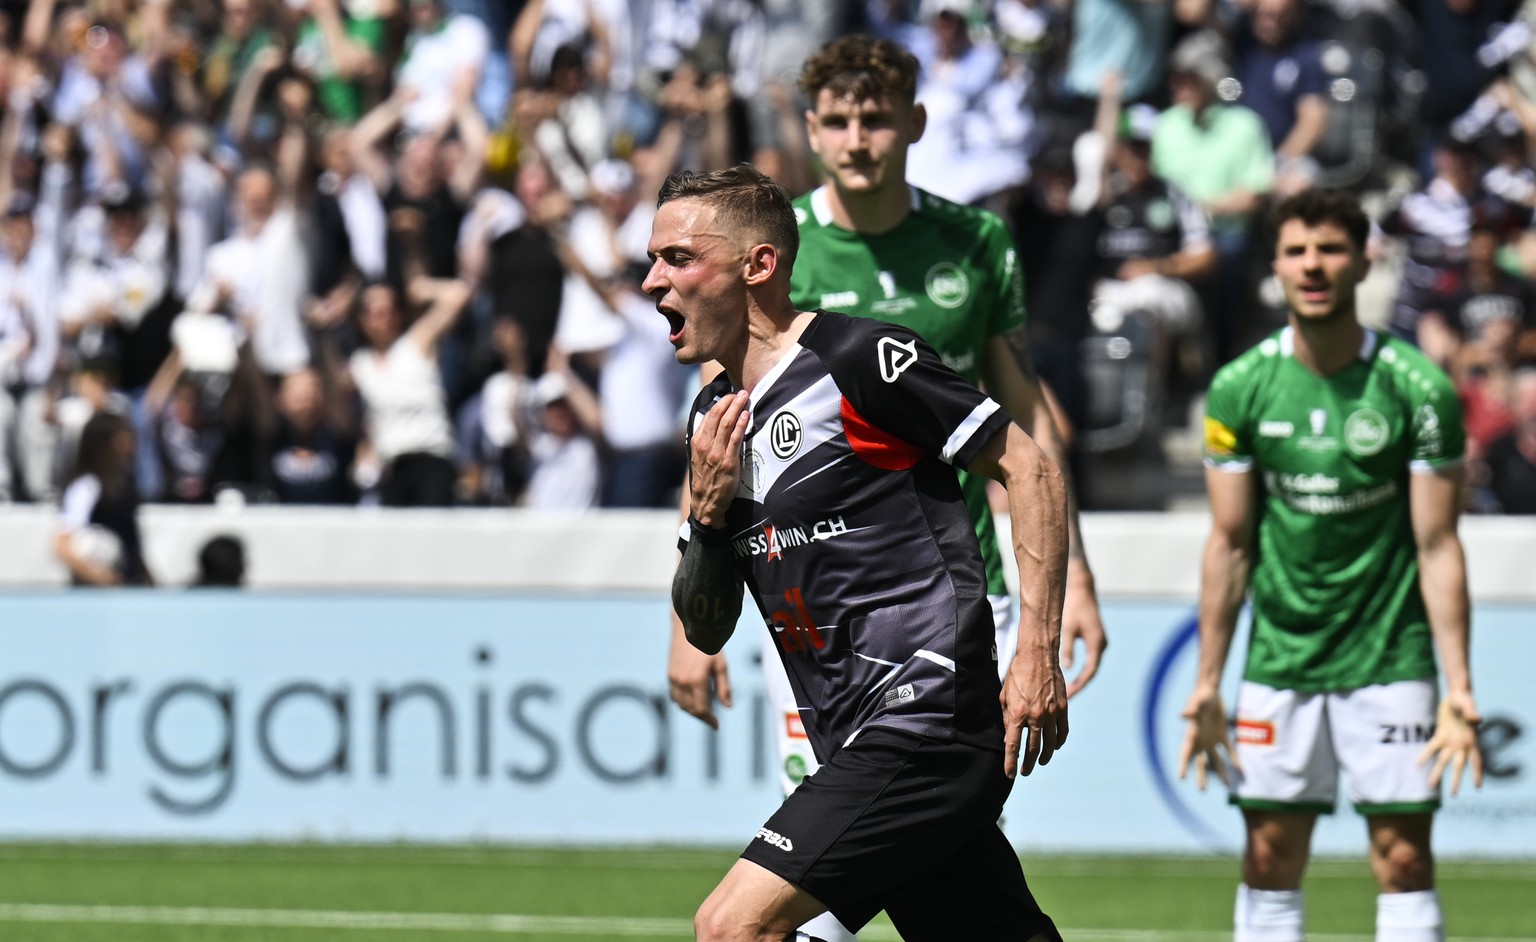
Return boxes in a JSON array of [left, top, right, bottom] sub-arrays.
[[186, 166, 311, 379], [0, 193, 63, 502], [348, 277, 471, 506], [521, 352, 602, 511], [394, 0, 492, 134]]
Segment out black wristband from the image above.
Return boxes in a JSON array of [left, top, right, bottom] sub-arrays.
[[687, 515, 732, 548]]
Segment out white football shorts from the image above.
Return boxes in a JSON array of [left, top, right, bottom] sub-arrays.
[[1230, 678, 1441, 815]]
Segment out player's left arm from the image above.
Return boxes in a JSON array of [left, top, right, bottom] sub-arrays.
[[1410, 466, 1484, 796], [984, 328, 1107, 697], [968, 421, 1069, 779]]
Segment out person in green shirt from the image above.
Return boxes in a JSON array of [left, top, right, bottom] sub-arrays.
[[666, 34, 1107, 942], [1180, 188, 1483, 942]]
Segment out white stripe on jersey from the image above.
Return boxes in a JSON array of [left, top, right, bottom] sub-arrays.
[[942, 399, 1002, 464], [914, 649, 957, 672], [742, 371, 844, 499]]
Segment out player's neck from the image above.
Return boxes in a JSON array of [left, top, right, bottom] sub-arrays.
[[1288, 313, 1366, 376], [826, 181, 912, 236], [733, 303, 816, 393]]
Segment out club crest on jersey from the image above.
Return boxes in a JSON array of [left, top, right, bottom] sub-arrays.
[[769, 410, 803, 460], [925, 262, 969, 309], [878, 336, 919, 383], [1344, 408, 1389, 456]]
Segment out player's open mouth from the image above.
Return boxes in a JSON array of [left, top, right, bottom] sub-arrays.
[[659, 305, 685, 342]]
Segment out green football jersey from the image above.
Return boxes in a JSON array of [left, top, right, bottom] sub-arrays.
[[1203, 328, 1466, 691], [790, 185, 1026, 597]]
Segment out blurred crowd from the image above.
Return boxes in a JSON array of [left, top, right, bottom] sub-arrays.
[[1, 0, 1534, 518]]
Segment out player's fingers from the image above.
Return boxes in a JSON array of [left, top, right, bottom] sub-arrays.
[[1065, 650, 1101, 699], [1417, 741, 1436, 769], [1427, 750, 1449, 790], [1177, 727, 1197, 780], [1472, 746, 1485, 789], [1195, 752, 1208, 791], [1212, 748, 1231, 787], [1225, 737, 1243, 775], [1449, 752, 1467, 797], [711, 660, 733, 709], [1003, 722, 1022, 779], [1021, 723, 1042, 777]]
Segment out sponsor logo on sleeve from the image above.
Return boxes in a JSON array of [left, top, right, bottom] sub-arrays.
[[1204, 417, 1239, 456], [754, 827, 795, 851], [877, 336, 918, 383]]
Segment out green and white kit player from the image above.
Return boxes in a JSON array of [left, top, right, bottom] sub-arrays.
[[1181, 189, 1483, 942]]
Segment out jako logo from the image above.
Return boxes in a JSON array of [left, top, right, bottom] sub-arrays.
[[755, 827, 794, 851]]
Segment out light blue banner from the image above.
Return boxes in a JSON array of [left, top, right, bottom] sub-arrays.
[[0, 593, 1528, 856]]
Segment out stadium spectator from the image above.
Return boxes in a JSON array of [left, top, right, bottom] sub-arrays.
[[392, 0, 491, 135], [186, 164, 311, 380], [1089, 89, 1216, 358], [54, 409, 153, 586], [349, 277, 470, 507], [475, 160, 570, 377], [192, 533, 247, 587], [1480, 365, 1536, 512], [1385, 137, 1529, 347], [893, 0, 1031, 207], [1152, 30, 1275, 365], [287, 0, 387, 126], [661, 163, 1068, 942], [0, 191, 62, 503], [1010, 146, 1099, 492], [1231, 0, 1333, 196], [1183, 188, 1482, 942], [145, 309, 274, 504], [520, 349, 603, 511], [260, 365, 357, 505], [351, 80, 487, 290], [457, 316, 536, 506]]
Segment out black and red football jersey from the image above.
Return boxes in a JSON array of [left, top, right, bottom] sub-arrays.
[[681, 310, 1014, 762]]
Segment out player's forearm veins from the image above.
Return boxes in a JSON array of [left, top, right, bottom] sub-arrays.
[[672, 539, 743, 656]]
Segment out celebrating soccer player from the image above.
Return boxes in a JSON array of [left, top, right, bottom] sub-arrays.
[[655, 164, 1068, 942]]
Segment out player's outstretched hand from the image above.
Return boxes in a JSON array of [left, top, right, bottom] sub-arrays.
[[1000, 643, 1069, 779], [1179, 689, 1236, 790], [1061, 561, 1108, 698], [668, 626, 733, 729], [1419, 691, 1484, 797]]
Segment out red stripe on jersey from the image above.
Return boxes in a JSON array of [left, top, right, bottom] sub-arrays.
[[841, 396, 921, 470]]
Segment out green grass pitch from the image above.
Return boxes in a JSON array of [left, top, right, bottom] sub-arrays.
[[0, 844, 1529, 940]]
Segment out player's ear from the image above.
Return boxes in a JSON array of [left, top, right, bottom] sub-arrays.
[[909, 101, 927, 145], [744, 242, 777, 286], [804, 108, 822, 157]]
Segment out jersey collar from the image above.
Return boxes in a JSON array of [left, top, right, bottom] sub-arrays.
[[1278, 325, 1378, 361], [808, 184, 923, 228]]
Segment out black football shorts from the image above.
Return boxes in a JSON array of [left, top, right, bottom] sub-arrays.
[[738, 726, 1061, 941]]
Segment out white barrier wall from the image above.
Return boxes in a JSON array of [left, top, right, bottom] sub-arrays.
[[0, 508, 1531, 853], [0, 507, 1532, 599]]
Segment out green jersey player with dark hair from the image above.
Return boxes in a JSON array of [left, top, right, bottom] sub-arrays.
[[1181, 187, 1484, 942]]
